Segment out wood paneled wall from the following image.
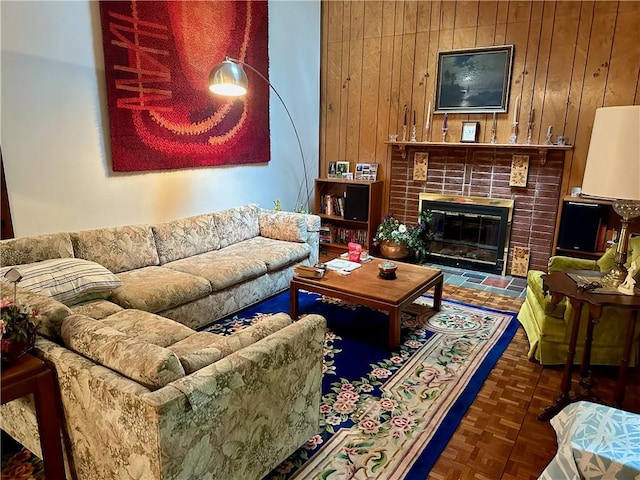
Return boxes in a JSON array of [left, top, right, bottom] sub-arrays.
[[320, 1, 640, 214]]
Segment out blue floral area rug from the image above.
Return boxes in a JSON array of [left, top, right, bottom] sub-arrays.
[[204, 290, 519, 480]]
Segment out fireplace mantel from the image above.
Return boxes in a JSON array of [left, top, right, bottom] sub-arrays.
[[386, 141, 572, 165]]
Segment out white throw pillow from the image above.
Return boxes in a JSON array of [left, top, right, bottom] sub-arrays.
[[0, 258, 122, 305]]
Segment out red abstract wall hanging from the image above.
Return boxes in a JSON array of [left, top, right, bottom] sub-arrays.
[[99, 1, 270, 172]]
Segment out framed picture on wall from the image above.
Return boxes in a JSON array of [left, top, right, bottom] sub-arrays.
[[435, 45, 514, 114]]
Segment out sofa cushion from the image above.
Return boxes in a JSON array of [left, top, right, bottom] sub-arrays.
[[71, 225, 160, 274], [167, 331, 224, 374], [61, 314, 185, 390], [70, 299, 124, 320], [211, 204, 260, 248], [0, 232, 74, 267], [221, 237, 311, 272], [101, 309, 194, 347], [0, 258, 122, 306], [597, 235, 640, 279], [259, 210, 308, 243], [168, 313, 293, 373], [110, 266, 212, 313], [152, 213, 221, 264], [164, 250, 267, 291]]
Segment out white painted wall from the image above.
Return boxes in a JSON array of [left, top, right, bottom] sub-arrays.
[[0, 0, 320, 237]]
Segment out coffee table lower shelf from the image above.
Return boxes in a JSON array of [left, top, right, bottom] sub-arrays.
[[290, 259, 443, 350]]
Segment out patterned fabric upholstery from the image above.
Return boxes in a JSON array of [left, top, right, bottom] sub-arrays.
[[0, 205, 325, 477], [152, 213, 221, 264], [71, 225, 160, 274], [0, 314, 327, 480], [169, 312, 293, 373], [163, 251, 267, 291], [0, 232, 74, 267], [0, 283, 72, 341], [61, 314, 186, 390], [539, 401, 640, 479], [220, 237, 311, 272], [211, 204, 260, 248], [70, 299, 124, 319], [259, 209, 308, 242], [110, 266, 212, 313]]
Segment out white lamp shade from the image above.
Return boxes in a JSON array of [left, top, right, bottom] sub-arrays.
[[208, 59, 248, 96], [581, 105, 640, 201]]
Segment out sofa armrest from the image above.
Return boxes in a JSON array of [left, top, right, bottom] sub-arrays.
[[143, 313, 326, 479], [259, 209, 321, 266], [0, 283, 72, 341], [547, 255, 598, 273]]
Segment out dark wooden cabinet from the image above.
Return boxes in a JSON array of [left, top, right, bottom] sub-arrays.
[[554, 195, 640, 259], [315, 179, 383, 255]]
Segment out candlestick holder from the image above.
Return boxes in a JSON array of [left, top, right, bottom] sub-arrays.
[[441, 127, 448, 142], [490, 127, 497, 144], [424, 124, 430, 142], [402, 125, 408, 142], [410, 124, 417, 142], [544, 130, 553, 145], [509, 122, 518, 144], [526, 123, 534, 145]]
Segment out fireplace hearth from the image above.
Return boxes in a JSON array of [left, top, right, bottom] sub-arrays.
[[420, 193, 514, 275]]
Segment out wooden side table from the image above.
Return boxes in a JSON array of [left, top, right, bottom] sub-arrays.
[[538, 272, 640, 421], [1, 353, 66, 479]]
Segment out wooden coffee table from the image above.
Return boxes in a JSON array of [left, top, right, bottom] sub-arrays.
[[290, 258, 443, 349]]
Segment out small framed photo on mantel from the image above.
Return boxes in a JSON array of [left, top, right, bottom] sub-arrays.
[[461, 121, 480, 143]]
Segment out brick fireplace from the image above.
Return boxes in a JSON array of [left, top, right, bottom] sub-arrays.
[[387, 145, 566, 274]]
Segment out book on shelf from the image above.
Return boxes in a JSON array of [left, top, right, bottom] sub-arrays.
[[319, 225, 332, 244], [321, 193, 346, 217]]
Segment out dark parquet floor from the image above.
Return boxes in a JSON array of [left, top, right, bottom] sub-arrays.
[[431, 283, 640, 480]]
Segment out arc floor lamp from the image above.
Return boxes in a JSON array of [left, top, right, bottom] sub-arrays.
[[209, 57, 311, 212]]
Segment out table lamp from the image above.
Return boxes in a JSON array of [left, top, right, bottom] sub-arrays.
[[581, 105, 640, 286], [209, 57, 311, 212]]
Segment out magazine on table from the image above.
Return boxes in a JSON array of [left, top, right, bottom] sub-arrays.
[[325, 258, 362, 272]]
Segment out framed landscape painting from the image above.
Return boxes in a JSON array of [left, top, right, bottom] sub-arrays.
[[435, 45, 514, 114]]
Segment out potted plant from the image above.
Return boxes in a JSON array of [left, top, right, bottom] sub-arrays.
[[373, 213, 411, 259], [406, 209, 434, 263], [0, 268, 40, 364]]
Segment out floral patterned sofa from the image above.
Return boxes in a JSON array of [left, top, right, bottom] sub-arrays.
[[0, 204, 327, 479]]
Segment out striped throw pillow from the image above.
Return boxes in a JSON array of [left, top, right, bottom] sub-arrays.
[[0, 258, 122, 305]]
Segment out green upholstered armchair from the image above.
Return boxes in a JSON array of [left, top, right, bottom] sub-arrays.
[[517, 236, 640, 366]]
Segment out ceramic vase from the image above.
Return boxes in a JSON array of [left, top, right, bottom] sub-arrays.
[[379, 240, 409, 260]]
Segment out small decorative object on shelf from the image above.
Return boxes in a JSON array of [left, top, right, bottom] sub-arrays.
[[509, 95, 519, 144], [490, 112, 497, 144], [424, 101, 431, 141], [509, 122, 518, 144], [461, 122, 479, 143], [389, 134, 398, 142], [442, 113, 449, 142], [544, 125, 553, 145], [1, 268, 40, 365], [402, 104, 408, 142], [526, 108, 535, 145], [378, 261, 398, 280], [410, 124, 417, 142]]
